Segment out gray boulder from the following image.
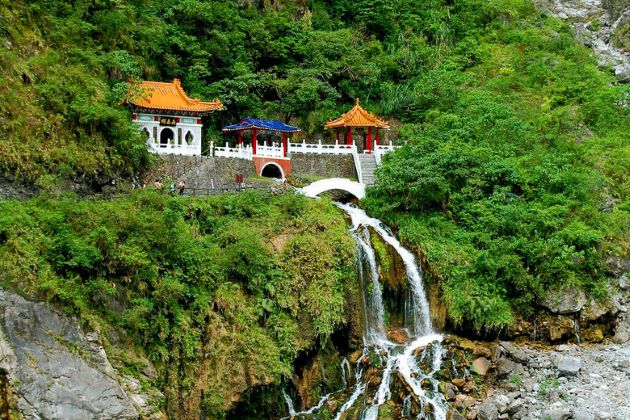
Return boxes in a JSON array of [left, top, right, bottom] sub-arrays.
[[542, 406, 572, 420], [477, 399, 499, 420], [0, 288, 138, 419], [613, 312, 630, 344], [606, 257, 630, 277], [619, 274, 629, 290], [494, 394, 511, 414], [557, 355, 582, 376], [542, 287, 587, 314], [499, 341, 528, 363]]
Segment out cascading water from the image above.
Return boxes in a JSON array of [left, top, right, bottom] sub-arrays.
[[284, 203, 448, 419]]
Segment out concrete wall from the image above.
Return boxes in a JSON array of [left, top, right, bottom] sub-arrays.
[[290, 154, 356, 180]]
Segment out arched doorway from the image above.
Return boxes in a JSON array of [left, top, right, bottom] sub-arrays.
[[260, 162, 284, 180], [160, 128, 174, 147]]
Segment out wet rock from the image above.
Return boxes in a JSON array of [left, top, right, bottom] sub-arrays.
[[549, 315, 577, 341], [580, 297, 614, 322], [542, 287, 587, 314], [499, 341, 528, 363], [447, 383, 458, 401], [455, 394, 476, 409], [472, 357, 491, 376], [452, 378, 466, 388], [447, 409, 466, 420], [477, 399, 499, 420], [581, 326, 604, 342], [387, 328, 408, 344], [557, 355, 582, 376], [473, 344, 493, 358]]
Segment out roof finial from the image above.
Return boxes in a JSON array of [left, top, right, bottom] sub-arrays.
[[356, 98, 360, 106]]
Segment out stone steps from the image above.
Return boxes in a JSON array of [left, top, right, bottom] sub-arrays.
[[357, 154, 377, 185]]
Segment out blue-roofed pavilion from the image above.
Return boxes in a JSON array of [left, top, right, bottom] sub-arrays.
[[223, 117, 301, 157]]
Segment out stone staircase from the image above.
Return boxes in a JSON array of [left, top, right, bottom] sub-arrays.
[[357, 153, 377, 185]]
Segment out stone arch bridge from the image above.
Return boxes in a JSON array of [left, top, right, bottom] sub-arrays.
[[301, 178, 366, 199]]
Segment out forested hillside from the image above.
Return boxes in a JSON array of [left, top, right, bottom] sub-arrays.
[[0, 0, 628, 416]]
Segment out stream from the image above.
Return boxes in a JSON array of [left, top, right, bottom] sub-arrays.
[[284, 203, 448, 419]]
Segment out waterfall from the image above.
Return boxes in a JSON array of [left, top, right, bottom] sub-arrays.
[[283, 390, 296, 417], [283, 203, 448, 419]]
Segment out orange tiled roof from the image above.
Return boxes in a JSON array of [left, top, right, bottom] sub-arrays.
[[128, 79, 223, 114], [325, 99, 389, 129]]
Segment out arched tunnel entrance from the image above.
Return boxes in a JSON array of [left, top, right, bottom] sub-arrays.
[[260, 163, 285, 180]]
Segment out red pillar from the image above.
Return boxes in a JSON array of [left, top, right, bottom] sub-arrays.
[[347, 128, 353, 145], [252, 129, 258, 155], [375, 129, 380, 146], [282, 132, 288, 157], [367, 127, 373, 154], [237, 131, 243, 146]]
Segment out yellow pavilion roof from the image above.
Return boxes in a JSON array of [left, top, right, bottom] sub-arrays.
[[128, 79, 223, 114], [325, 99, 389, 129]]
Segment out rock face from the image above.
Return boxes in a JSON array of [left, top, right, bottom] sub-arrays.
[[0, 288, 138, 419], [539, 0, 630, 81], [542, 287, 587, 314]]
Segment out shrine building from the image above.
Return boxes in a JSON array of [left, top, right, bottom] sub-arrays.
[[128, 78, 223, 156], [325, 99, 389, 154]]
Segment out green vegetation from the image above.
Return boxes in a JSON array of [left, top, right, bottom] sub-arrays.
[[363, 1, 629, 332], [1, 0, 629, 411], [538, 376, 561, 396], [0, 191, 354, 417]]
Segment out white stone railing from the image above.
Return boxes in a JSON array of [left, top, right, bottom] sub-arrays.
[[351, 144, 363, 184], [256, 143, 284, 158], [213, 142, 253, 159], [374, 142, 400, 165], [210, 139, 399, 163], [289, 140, 354, 155], [148, 140, 200, 156]]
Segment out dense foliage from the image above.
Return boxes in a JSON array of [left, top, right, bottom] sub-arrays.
[[1, 0, 628, 380], [364, 1, 629, 331], [0, 191, 354, 416]]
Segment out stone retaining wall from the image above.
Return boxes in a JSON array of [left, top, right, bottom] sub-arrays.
[[290, 154, 356, 179], [146, 155, 257, 190]]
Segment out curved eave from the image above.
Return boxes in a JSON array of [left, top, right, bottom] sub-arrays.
[[222, 126, 302, 133], [324, 121, 390, 129], [129, 104, 223, 117]]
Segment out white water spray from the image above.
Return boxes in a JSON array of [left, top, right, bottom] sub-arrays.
[[284, 202, 448, 419]]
